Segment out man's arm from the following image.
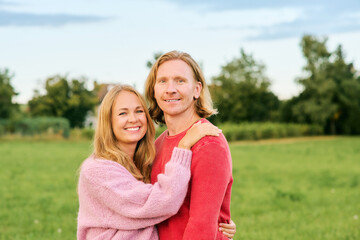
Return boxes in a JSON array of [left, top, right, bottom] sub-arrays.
[[182, 140, 232, 240]]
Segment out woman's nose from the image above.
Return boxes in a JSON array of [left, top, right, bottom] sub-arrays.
[[128, 112, 137, 122]]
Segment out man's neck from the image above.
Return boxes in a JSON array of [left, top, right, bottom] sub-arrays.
[[165, 112, 201, 136]]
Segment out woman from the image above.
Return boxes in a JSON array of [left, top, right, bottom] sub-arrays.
[[77, 85, 235, 239]]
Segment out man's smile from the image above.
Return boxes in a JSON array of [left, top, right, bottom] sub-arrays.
[[164, 99, 180, 102]]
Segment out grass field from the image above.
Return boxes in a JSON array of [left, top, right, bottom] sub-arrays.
[[0, 137, 359, 239]]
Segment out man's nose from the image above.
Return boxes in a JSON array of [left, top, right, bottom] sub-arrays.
[[165, 80, 177, 93]]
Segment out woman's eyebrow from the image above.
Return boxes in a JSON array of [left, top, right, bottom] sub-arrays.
[[116, 106, 143, 111]]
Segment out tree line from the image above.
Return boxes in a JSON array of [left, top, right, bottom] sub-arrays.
[[1, 35, 360, 134]]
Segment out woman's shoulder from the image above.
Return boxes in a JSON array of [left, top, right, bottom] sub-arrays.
[[78, 155, 140, 194], [81, 154, 112, 169], [80, 155, 129, 179]]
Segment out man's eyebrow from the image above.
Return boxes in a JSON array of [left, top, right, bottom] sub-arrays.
[[156, 76, 186, 80], [174, 76, 186, 80]]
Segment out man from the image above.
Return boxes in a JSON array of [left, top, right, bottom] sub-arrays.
[[145, 50, 233, 239]]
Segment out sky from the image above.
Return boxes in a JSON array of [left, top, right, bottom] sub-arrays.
[[1, 0, 360, 103]]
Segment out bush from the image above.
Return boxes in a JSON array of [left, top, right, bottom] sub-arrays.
[[154, 122, 324, 142], [0, 118, 14, 135], [14, 117, 70, 138], [0, 124, 4, 136], [69, 128, 94, 140], [155, 124, 167, 138], [219, 122, 323, 141], [81, 128, 94, 140]]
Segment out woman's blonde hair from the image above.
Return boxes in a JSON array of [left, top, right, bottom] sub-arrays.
[[93, 84, 155, 183], [145, 50, 217, 124]]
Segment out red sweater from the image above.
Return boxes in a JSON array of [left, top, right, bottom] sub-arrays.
[[151, 119, 233, 240]]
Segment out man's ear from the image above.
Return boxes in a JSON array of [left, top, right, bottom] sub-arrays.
[[194, 81, 202, 100]]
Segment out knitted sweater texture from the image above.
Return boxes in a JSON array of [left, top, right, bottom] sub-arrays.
[[77, 147, 192, 240]]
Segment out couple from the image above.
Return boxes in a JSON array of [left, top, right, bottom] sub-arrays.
[[77, 51, 235, 239]]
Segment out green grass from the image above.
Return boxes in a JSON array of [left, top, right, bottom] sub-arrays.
[[230, 137, 360, 240], [0, 140, 92, 240], [0, 137, 359, 239]]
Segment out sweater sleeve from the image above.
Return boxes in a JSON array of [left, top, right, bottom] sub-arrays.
[[80, 147, 192, 230], [182, 141, 232, 240]]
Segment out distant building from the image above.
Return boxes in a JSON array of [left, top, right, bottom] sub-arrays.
[[84, 83, 117, 128]]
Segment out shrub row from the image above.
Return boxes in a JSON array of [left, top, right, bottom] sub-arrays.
[[0, 119, 13, 135], [219, 122, 323, 141], [155, 122, 323, 141], [1, 119, 323, 141], [0, 117, 70, 138], [70, 128, 95, 140]]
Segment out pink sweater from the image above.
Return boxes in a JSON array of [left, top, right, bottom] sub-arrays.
[[77, 147, 192, 240]]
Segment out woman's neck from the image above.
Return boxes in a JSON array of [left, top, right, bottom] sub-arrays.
[[117, 142, 137, 160]]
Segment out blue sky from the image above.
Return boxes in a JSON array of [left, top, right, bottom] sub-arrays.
[[1, 0, 360, 103]]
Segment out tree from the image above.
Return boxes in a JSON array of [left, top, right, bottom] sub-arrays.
[[329, 46, 360, 134], [28, 75, 98, 128], [291, 35, 360, 134], [146, 52, 163, 69], [209, 49, 279, 123], [0, 68, 18, 118], [292, 36, 337, 128]]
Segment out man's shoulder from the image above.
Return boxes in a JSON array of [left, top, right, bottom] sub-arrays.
[[192, 119, 230, 150], [191, 134, 232, 171], [192, 133, 230, 153]]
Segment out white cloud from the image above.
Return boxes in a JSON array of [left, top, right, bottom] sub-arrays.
[[201, 7, 303, 29]]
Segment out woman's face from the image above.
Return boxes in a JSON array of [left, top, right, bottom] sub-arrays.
[[111, 91, 148, 148]]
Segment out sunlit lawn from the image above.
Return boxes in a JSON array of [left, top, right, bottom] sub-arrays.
[[230, 137, 360, 240], [0, 137, 359, 239]]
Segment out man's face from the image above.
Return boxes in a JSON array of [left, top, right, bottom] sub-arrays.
[[154, 59, 201, 119]]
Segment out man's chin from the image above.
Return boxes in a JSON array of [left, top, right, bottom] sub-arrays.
[[162, 110, 182, 117]]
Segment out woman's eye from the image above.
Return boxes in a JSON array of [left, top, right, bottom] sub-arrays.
[[119, 112, 126, 116], [136, 110, 144, 113]]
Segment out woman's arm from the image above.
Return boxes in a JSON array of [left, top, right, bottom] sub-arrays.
[[178, 121, 221, 150], [78, 149, 192, 230]]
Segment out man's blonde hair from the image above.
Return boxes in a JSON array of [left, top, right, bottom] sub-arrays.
[[145, 50, 217, 124], [93, 84, 155, 183]]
